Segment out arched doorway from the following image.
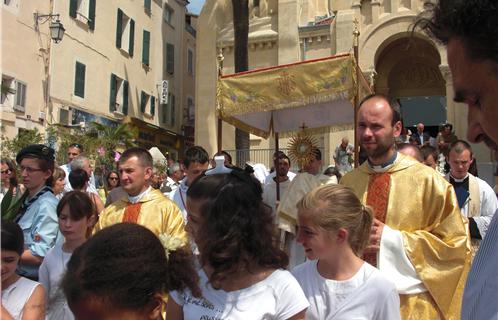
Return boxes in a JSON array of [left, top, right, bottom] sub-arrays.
[[375, 36, 446, 133]]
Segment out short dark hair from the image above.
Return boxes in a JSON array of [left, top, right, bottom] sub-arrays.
[[187, 173, 288, 289], [68, 143, 84, 152], [449, 140, 473, 157], [183, 146, 209, 169], [69, 169, 89, 190], [420, 145, 439, 162], [62, 223, 200, 310], [359, 94, 402, 126], [312, 148, 322, 161], [1, 220, 24, 255], [416, 0, 498, 67], [276, 152, 291, 167], [119, 148, 153, 168], [57, 191, 96, 221]]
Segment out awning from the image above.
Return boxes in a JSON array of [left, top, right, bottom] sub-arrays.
[[217, 54, 371, 138]]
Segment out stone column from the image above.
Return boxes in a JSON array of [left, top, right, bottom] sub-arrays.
[[439, 64, 455, 127], [371, 0, 381, 23]]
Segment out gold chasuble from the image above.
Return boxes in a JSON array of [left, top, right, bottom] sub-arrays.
[[341, 154, 470, 320], [94, 188, 187, 241]]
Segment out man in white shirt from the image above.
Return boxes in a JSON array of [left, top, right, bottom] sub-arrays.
[[263, 152, 292, 217], [162, 162, 183, 196], [65, 155, 97, 195], [169, 146, 209, 222], [61, 143, 96, 193], [446, 140, 497, 246], [264, 151, 296, 185]]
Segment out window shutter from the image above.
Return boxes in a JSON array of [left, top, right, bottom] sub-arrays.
[[151, 96, 155, 116], [74, 62, 86, 98], [129, 19, 135, 57], [140, 91, 147, 113], [144, 0, 151, 12], [109, 74, 117, 111], [116, 9, 123, 48], [122, 80, 129, 115], [142, 30, 150, 66], [166, 43, 174, 74], [88, 0, 96, 30], [69, 0, 77, 18], [171, 94, 176, 126]]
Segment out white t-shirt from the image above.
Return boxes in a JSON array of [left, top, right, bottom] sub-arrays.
[[170, 268, 309, 320], [38, 243, 74, 320], [292, 260, 400, 320]]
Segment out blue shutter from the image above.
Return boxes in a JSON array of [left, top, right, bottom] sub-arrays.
[[69, 0, 77, 18], [140, 91, 147, 113], [151, 96, 155, 116], [129, 19, 135, 57], [109, 74, 117, 111], [74, 62, 86, 98], [88, 0, 96, 30], [122, 80, 129, 115], [142, 30, 150, 66], [116, 9, 123, 48]]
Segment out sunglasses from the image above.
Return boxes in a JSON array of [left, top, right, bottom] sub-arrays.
[[108, 177, 119, 181]]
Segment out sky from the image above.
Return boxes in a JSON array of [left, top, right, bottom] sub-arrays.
[[187, 0, 206, 15]]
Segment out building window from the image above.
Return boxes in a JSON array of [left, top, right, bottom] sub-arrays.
[[140, 91, 156, 116], [109, 73, 129, 115], [187, 97, 195, 122], [1, 75, 15, 106], [116, 9, 135, 56], [163, 4, 173, 25], [142, 30, 150, 66], [166, 43, 174, 74], [69, 0, 96, 30], [187, 48, 194, 76], [162, 93, 175, 125], [144, 0, 151, 13], [14, 81, 26, 111], [74, 61, 86, 98]]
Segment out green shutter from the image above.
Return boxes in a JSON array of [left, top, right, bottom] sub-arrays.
[[142, 30, 150, 66], [144, 0, 151, 12], [166, 43, 174, 74], [122, 80, 129, 115], [129, 19, 135, 57], [88, 0, 96, 30], [74, 62, 86, 98], [140, 91, 147, 113], [109, 74, 117, 111], [69, 0, 77, 18], [116, 9, 123, 48], [171, 94, 175, 126], [151, 96, 155, 116]]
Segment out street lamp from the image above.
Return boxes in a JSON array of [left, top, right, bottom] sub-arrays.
[[34, 13, 65, 43]]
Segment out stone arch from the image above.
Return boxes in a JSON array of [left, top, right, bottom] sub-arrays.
[[358, 14, 447, 72], [374, 36, 444, 97]]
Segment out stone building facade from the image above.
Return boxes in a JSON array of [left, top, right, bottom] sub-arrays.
[[195, 0, 492, 165]]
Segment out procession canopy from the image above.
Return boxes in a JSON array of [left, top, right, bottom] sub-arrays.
[[216, 54, 372, 139]]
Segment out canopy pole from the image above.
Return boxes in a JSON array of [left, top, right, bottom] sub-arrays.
[[274, 132, 280, 201], [217, 45, 225, 153], [353, 19, 361, 168]]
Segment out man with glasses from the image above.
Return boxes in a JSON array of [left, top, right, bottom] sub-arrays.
[[60, 143, 96, 193], [14, 144, 60, 280]]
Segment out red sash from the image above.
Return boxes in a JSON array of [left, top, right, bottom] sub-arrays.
[[364, 172, 391, 266]]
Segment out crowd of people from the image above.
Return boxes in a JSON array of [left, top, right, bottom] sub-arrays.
[[2, 1, 498, 319]]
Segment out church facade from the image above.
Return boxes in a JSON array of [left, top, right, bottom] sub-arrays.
[[195, 0, 491, 166]]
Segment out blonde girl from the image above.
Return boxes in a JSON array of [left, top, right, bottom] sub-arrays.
[[292, 184, 400, 320]]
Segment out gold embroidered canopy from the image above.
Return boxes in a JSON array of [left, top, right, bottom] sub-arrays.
[[216, 54, 372, 139]]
